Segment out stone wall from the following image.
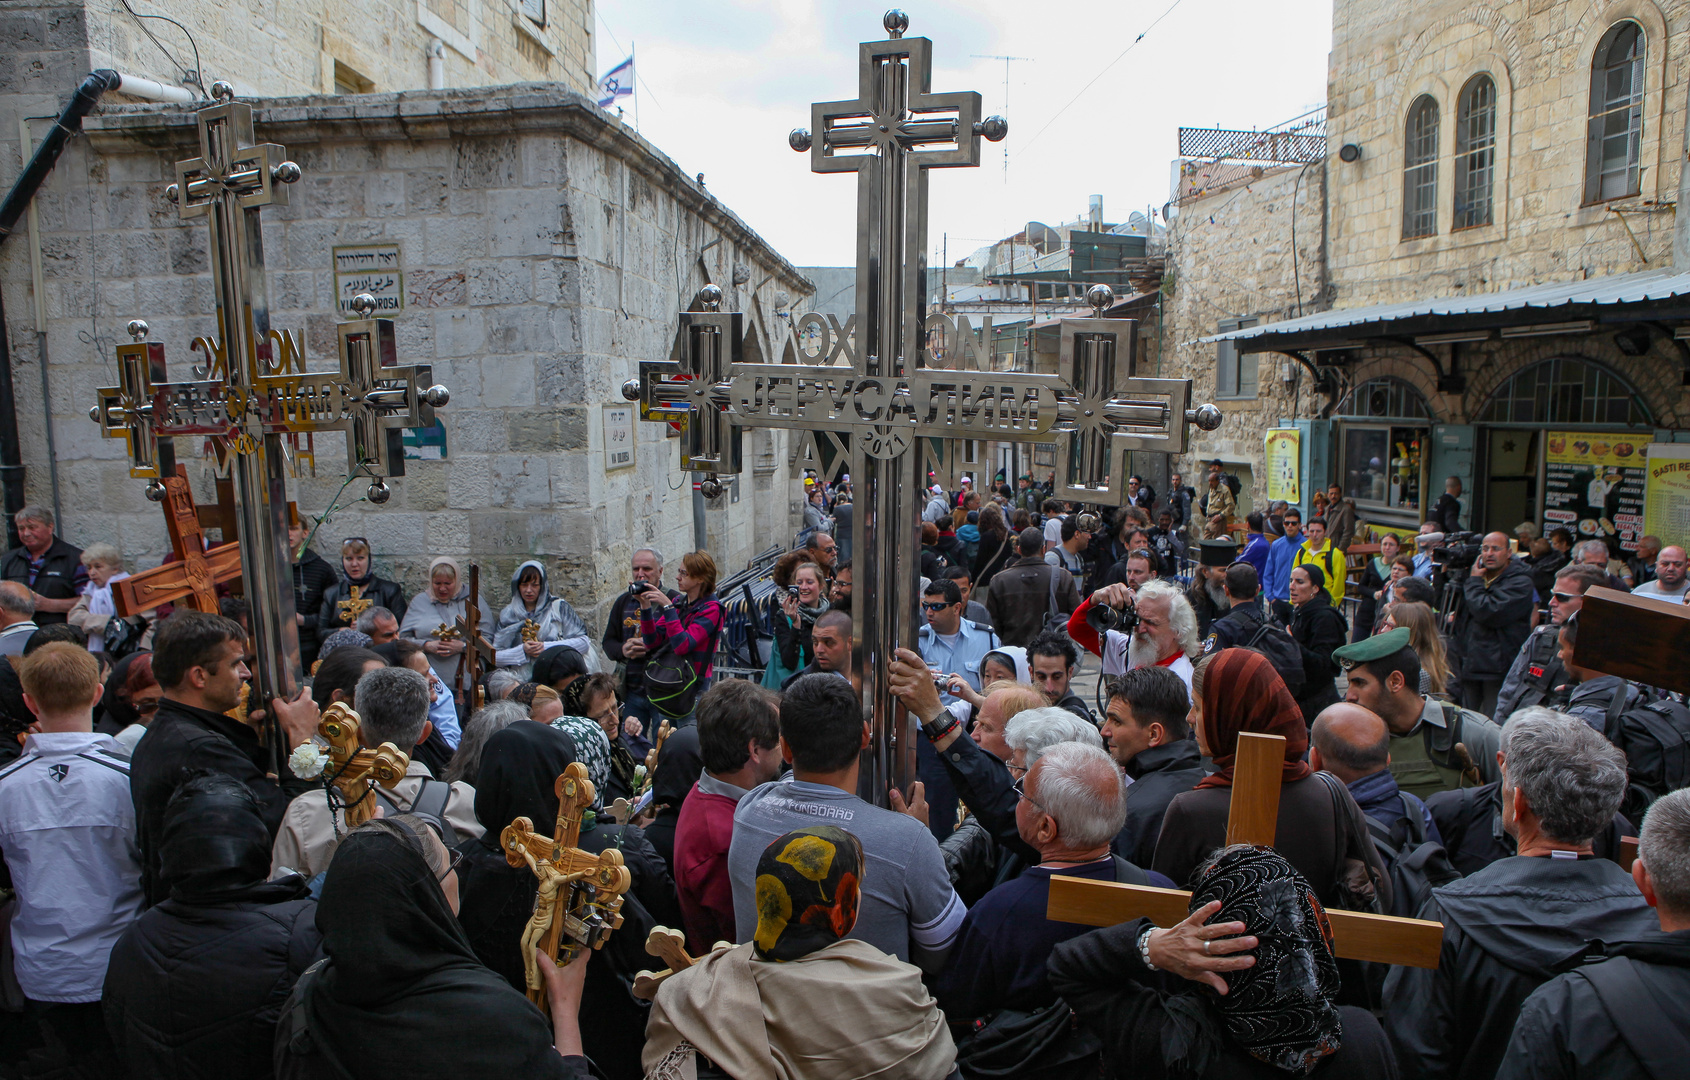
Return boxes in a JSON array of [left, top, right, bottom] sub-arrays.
[[5, 85, 809, 628], [1327, 0, 1687, 300], [1164, 163, 1330, 504]]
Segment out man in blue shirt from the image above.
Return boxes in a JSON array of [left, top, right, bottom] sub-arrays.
[[1263, 505, 1302, 604], [918, 578, 999, 842], [1240, 510, 1270, 578]]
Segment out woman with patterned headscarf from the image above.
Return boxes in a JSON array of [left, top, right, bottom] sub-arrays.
[[1047, 844, 1397, 1079], [643, 826, 955, 1080], [1151, 650, 1388, 914]]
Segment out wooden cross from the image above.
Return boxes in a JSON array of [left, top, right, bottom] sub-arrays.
[[1046, 731, 1446, 968], [1572, 586, 1690, 694], [520, 618, 541, 643], [454, 564, 493, 709], [336, 585, 374, 623], [632, 926, 732, 1001], [197, 475, 298, 549], [114, 465, 242, 617], [316, 702, 410, 829], [501, 762, 633, 1010]]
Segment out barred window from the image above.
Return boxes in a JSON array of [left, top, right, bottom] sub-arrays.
[[1454, 76, 1495, 229], [1586, 21, 1645, 203], [1403, 96, 1440, 239]]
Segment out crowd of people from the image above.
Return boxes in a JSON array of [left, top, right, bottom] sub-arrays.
[[1, 462, 1688, 1080]]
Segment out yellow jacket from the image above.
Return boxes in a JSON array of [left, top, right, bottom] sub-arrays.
[[1294, 540, 1346, 607]]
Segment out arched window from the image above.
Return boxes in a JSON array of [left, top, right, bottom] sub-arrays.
[[1454, 75, 1496, 229], [1478, 357, 1652, 426], [1403, 95, 1440, 239], [1587, 21, 1645, 203], [1337, 377, 1433, 420]]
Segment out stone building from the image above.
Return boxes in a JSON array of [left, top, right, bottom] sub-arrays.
[[2, 75, 809, 625], [1169, 0, 1690, 546]]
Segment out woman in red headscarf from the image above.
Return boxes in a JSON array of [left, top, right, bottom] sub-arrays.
[[1150, 648, 1387, 911]]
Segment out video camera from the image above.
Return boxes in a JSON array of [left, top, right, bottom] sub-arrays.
[[1087, 599, 1140, 634], [1423, 530, 1483, 573]]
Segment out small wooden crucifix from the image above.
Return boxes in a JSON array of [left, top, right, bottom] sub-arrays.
[[501, 762, 634, 1010], [316, 702, 410, 830], [336, 585, 374, 623], [631, 926, 733, 1001], [454, 564, 494, 709], [114, 465, 242, 617], [1046, 731, 1445, 968]]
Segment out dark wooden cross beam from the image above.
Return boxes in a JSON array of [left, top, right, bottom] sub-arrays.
[[1047, 731, 1446, 968], [1573, 586, 1690, 695], [114, 465, 242, 617]]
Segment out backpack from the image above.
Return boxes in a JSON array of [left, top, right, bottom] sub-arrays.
[[1363, 794, 1462, 920], [1602, 689, 1690, 823], [1222, 472, 1241, 497], [1242, 620, 1305, 698]]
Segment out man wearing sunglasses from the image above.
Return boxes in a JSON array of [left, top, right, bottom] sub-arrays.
[[916, 578, 999, 844], [1494, 563, 1611, 724]]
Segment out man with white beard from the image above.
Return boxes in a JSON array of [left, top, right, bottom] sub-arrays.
[[1066, 579, 1199, 697]]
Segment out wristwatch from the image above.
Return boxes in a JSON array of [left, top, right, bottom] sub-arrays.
[[920, 712, 958, 742]]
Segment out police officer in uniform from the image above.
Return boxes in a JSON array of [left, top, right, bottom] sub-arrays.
[[1331, 628, 1502, 799]]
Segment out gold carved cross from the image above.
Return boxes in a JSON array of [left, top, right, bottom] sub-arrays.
[[520, 618, 541, 643], [1046, 731, 1445, 968], [336, 584, 373, 623], [317, 702, 410, 830], [501, 762, 633, 1010]]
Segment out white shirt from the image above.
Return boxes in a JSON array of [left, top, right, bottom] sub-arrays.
[[1100, 629, 1196, 696], [1043, 516, 1064, 546], [1632, 578, 1690, 600], [0, 732, 143, 1002]]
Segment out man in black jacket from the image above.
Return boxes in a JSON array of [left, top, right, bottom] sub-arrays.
[[1099, 666, 1203, 868], [1384, 707, 1657, 1080], [1453, 533, 1537, 718], [1027, 629, 1094, 725], [1432, 475, 1464, 534], [129, 612, 320, 906], [1501, 787, 1690, 1080], [288, 521, 340, 668], [104, 773, 321, 1077], [983, 528, 1080, 647], [0, 505, 85, 626], [601, 546, 679, 734]]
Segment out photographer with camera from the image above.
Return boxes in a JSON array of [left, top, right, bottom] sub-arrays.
[[763, 561, 830, 690], [1453, 532, 1537, 718], [1066, 579, 1200, 696], [602, 547, 680, 733]]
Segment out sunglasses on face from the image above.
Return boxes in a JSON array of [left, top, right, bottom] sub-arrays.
[[921, 601, 954, 612], [1551, 591, 1580, 603]]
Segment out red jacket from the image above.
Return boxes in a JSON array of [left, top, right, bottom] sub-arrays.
[[672, 781, 740, 954]]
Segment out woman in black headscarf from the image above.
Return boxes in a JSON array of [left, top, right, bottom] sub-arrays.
[[272, 814, 591, 1080], [104, 773, 321, 1079], [1047, 845, 1398, 1080], [457, 722, 680, 1080], [531, 645, 589, 695]]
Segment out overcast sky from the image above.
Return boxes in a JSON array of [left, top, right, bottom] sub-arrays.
[[592, 0, 1333, 269]]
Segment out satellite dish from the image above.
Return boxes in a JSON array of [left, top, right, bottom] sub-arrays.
[[1126, 211, 1148, 234], [1025, 221, 1061, 254]]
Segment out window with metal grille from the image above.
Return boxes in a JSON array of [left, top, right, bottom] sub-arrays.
[[1402, 95, 1440, 239], [1337, 377, 1433, 420], [1478, 357, 1652, 426], [1214, 318, 1259, 400], [1454, 76, 1495, 229], [1586, 21, 1645, 203]]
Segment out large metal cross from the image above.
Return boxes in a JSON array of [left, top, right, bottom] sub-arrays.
[[624, 12, 1221, 800], [89, 83, 447, 747]]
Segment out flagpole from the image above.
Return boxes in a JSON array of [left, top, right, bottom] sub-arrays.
[[632, 42, 639, 133]]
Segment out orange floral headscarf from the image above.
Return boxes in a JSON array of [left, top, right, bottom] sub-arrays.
[[752, 826, 863, 962]]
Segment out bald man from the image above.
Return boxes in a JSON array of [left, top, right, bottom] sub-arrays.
[[1631, 544, 1690, 600], [1311, 703, 1441, 845], [1452, 531, 1536, 718]]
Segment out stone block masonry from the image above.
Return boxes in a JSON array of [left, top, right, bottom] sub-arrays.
[[7, 84, 811, 631]]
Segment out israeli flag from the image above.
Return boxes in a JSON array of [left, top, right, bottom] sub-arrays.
[[598, 57, 634, 108]]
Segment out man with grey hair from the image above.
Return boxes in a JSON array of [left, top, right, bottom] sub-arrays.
[[485, 667, 525, 701], [934, 741, 1172, 1024], [1385, 707, 1655, 1080], [1502, 787, 1690, 1079], [1, 504, 84, 626], [354, 605, 399, 644], [0, 580, 38, 657], [1576, 537, 1627, 590], [1002, 705, 1102, 777], [1070, 578, 1199, 695], [270, 665, 481, 879], [603, 545, 677, 732]]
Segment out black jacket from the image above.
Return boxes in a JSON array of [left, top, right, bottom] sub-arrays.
[[315, 575, 406, 637], [292, 551, 340, 666], [1432, 492, 1463, 534], [1048, 918, 1400, 1080], [1382, 854, 1658, 1080], [104, 881, 320, 1079], [1053, 689, 1095, 726], [1112, 739, 1205, 869], [934, 730, 1039, 867], [1454, 560, 1537, 681], [0, 536, 84, 625], [972, 529, 1014, 589], [1424, 781, 1634, 878], [983, 555, 1079, 648], [1291, 597, 1346, 722], [130, 699, 313, 906], [1500, 930, 1690, 1080]]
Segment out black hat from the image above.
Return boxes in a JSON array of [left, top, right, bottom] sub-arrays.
[[1199, 538, 1238, 567]]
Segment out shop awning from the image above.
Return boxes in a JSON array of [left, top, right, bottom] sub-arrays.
[[1199, 267, 1690, 352]]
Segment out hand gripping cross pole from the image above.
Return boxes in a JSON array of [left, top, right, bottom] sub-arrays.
[[623, 12, 1221, 800]]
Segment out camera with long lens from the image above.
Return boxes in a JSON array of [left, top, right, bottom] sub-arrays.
[[1087, 601, 1139, 634], [1431, 531, 1483, 573]]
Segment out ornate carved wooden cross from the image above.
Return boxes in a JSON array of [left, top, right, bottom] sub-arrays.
[[114, 465, 242, 617], [622, 11, 1222, 800], [454, 564, 493, 707], [501, 762, 633, 1010], [631, 926, 733, 1001], [1046, 732, 1446, 968], [316, 702, 409, 830], [335, 586, 373, 623]]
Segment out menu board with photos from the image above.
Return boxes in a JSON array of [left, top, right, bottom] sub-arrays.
[[1542, 431, 1648, 553]]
